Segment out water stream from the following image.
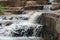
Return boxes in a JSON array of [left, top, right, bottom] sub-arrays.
[[0, 4, 52, 40], [0, 13, 43, 40], [43, 5, 52, 10]]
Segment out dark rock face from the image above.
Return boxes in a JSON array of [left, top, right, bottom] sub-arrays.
[[14, 11, 24, 14], [23, 6, 44, 10]]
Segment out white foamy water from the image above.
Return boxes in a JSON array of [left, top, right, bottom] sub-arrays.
[[43, 5, 52, 10], [0, 37, 42, 40], [0, 13, 43, 40], [49, 0, 53, 2], [29, 12, 42, 23]]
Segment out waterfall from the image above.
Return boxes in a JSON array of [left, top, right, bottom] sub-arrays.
[[29, 12, 43, 23], [0, 21, 43, 37], [0, 14, 43, 40]]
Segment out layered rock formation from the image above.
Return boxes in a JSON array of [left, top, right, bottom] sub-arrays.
[[50, 0, 60, 10]]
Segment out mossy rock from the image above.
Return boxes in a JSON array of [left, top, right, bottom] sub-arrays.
[[0, 5, 4, 15]]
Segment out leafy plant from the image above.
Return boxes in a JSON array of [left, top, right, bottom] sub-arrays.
[[0, 5, 4, 15]]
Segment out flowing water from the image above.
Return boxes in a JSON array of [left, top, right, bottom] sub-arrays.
[[0, 13, 43, 40], [43, 5, 52, 10], [49, 0, 53, 2], [0, 4, 52, 40]]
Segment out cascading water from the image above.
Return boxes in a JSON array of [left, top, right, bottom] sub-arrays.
[[29, 12, 43, 23], [0, 13, 43, 40], [43, 5, 52, 10], [49, 0, 53, 2]]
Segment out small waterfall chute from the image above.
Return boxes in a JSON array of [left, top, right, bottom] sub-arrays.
[[29, 12, 43, 23]]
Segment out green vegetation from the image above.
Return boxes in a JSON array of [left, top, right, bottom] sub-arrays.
[[0, 5, 4, 15]]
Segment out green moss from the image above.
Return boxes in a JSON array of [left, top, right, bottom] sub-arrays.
[[0, 5, 4, 15]]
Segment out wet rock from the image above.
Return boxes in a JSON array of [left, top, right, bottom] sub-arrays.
[[0, 23, 2, 26], [14, 11, 24, 14], [36, 26, 42, 37], [3, 17, 7, 20], [50, 2, 60, 10], [12, 29, 24, 37], [26, 27, 33, 36], [9, 17, 13, 20], [6, 22, 12, 26]]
